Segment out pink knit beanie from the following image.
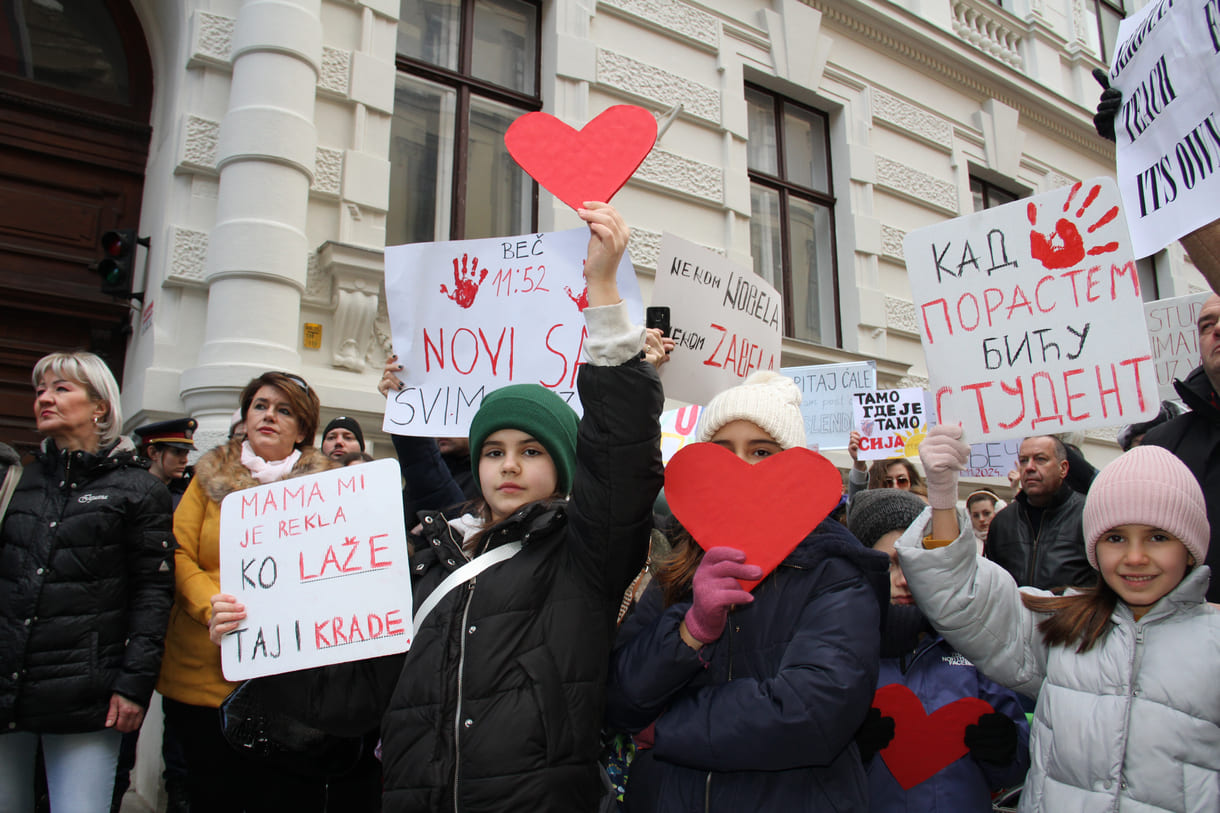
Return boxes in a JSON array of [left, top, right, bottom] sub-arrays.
[[1083, 445, 1209, 570]]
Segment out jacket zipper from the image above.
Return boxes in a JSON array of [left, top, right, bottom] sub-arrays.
[[705, 618, 738, 812], [452, 581, 476, 813]]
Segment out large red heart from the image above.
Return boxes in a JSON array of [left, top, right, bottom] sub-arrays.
[[873, 683, 994, 790], [664, 444, 842, 591], [504, 105, 657, 211]]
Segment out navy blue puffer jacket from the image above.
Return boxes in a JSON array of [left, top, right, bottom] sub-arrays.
[[605, 518, 889, 812]]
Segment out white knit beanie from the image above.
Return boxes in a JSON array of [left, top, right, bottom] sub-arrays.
[[1083, 445, 1209, 570], [695, 370, 806, 450]]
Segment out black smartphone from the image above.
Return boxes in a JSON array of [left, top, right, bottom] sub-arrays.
[[646, 306, 671, 337]]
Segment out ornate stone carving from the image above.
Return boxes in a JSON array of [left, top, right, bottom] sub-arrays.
[[598, 0, 719, 48], [630, 228, 663, 272], [597, 50, 720, 123], [872, 89, 953, 151], [317, 242, 386, 372], [314, 147, 343, 197], [881, 225, 906, 260], [195, 12, 235, 65], [168, 227, 209, 286], [319, 47, 351, 97], [885, 295, 920, 334], [304, 251, 328, 304], [182, 115, 220, 173], [876, 156, 959, 214], [897, 372, 930, 390], [636, 149, 724, 203], [951, 0, 1024, 69]]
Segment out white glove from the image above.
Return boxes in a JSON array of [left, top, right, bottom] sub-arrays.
[[919, 424, 970, 510]]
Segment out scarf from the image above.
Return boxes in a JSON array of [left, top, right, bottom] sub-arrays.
[[240, 440, 301, 484]]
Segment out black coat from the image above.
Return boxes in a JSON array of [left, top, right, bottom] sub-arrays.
[[0, 438, 175, 732], [605, 519, 889, 812], [1144, 366, 1220, 602], [267, 356, 663, 812], [985, 482, 1092, 591]]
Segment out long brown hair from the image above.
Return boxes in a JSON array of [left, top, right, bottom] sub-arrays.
[[1021, 580, 1119, 653], [654, 525, 705, 607], [867, 458, 925, 490]]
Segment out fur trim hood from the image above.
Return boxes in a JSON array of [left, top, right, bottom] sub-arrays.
[[193, 442, 336, 504]]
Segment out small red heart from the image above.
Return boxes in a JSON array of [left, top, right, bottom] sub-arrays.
[[504, 105, 657, 211], [872, 683, 994, 790], [664, 444, 842, 591]]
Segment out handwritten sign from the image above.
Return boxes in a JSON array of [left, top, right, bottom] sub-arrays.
[[1144, 291, 1211, 401], [651, 233, 783, 406], [964, 438, 1021, 479], [904, 178, 1158, 440], [660, 405, 702, 465], [382, 228, 643, 435], [219, 460, 412, 680], [852, 388, 928, 460], [1110, 0, 1220, 258], [784, 361, 877, 451]]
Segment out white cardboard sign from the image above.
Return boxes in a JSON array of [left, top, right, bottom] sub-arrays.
[[904, 177, 1158, 441], [1110, 0, 1220, 258], [783, 361, 877, 451], [852, 388, 928, 460], [964, 438, 1021, 480], [1143, 291, 1212, 401], [651, 233, 783, 406], [382, 228, 642, 435], [219, 460, 413, 680], [660, 405, 702, 465]]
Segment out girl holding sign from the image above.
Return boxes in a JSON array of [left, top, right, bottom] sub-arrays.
[[603, 371, 890, 812], [212, 202, 664, 813], [158, 371, 336, 811], [897, 426, 1220, 812]]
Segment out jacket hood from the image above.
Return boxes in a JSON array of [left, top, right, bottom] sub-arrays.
[[787, 518, 891, 623], [1173, 365, 1220, 417], [36, 435, 141, 474], [193, 441, 336, 503]]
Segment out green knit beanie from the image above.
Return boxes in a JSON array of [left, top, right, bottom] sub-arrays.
[[468, 384, 580, 494]]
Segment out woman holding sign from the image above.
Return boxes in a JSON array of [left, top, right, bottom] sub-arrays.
[[0, 352, 174, 813], [604, 371, 890, 812], [157, 371, 336, 811], [212, 202, 664, 813]]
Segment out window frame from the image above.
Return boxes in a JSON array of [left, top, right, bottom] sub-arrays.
[[393, 0, 543, 240], [745, 82, 841, 347]]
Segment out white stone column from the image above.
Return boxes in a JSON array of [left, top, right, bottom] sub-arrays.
[[181, 0, 322, 421]]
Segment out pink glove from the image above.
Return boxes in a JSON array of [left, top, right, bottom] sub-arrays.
[[919, 424, 970, 510], [683, 546, 762, 644]]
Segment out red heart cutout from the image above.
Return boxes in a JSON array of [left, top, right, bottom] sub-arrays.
[[504, 105, 657, 211], [664, 444, 841, 591], [872, 684, 994, 790]]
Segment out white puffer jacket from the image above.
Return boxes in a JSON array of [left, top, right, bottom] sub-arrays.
[[896, 508, 1220, 813]]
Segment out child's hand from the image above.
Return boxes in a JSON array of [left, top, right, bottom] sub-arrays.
[[578, 202, 630, 308], [854, 707, 896, 763], [919, 424, 969, 510], [682, 546, 762, 646]]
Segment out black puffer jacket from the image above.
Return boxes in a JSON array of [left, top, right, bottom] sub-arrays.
[[984, 482, 1091, 591], [267, 355, 663, 812], [1144, 365, 1220, 601], [0, 438, 175, 733]]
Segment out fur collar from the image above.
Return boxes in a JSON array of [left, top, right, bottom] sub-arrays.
[[193, 442, 336, 504]]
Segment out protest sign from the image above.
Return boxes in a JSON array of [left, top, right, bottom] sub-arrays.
[[219, 460, 412, 681], [651, 233, 783, 406], [660, 405, 702, 465], [1144, 291, 1212, 401], [784, 361, 877, 451], [1109, 0, 1220, 258], [382, 228, 643, 435], [904, 178, 1158, 441], [964, 438, 1021, 479], [852, 388, 928, 460]]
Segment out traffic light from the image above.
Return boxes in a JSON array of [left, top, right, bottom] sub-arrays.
[[95, 228, 137, 298]]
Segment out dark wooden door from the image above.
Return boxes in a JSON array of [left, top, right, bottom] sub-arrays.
[[0, 0, 152, 455]]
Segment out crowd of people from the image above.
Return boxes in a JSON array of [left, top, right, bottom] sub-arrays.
[[1, 199, 1218, 813]]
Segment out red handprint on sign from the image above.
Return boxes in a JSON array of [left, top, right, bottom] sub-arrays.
[[440, 254, 488, 309], [564, 258, 589, 311], [1027, 181, 1120, 270]]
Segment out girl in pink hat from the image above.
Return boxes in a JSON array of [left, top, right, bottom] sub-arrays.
[[896, 428, 1220, 813]]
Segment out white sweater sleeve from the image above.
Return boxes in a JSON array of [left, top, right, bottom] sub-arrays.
[[895, 507, 1052, 698], [582, 301, 645, 367]]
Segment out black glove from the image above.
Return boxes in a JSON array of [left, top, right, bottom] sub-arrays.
[[1092, 67, 1122, 142], [855, 707, 896, 763], [964, 711, 1018, 765]]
